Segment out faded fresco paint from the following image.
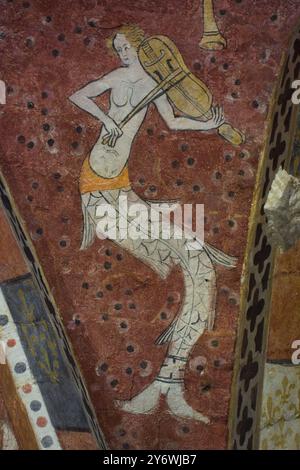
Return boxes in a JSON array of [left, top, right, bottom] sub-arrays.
[[0, 0, 300, 450]]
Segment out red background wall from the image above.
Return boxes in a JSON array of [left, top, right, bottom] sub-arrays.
[[1, 0, 300, 449]]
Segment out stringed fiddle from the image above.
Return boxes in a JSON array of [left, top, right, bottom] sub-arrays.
[[137, 35, 245, 146]]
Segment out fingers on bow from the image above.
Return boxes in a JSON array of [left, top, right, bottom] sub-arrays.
[[213, 105, 225, 126]]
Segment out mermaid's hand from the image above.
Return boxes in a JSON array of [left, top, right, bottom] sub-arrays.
[[206, 105, 225, 130], [102, 117, 123, 147]]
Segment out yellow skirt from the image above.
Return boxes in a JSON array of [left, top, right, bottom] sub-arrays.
[[79, 156, 130, 194]]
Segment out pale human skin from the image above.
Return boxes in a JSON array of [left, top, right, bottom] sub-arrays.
[[69, 33, 225, 178]]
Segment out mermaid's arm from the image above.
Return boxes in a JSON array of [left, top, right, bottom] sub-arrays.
[[154, 93, 224, 131], [69, 71, 122, 144]]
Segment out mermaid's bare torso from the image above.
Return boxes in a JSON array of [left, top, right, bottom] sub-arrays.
[[89, 68, 156, 178]]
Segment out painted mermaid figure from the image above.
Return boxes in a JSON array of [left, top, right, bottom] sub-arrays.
[[70, 24, 237, 423]]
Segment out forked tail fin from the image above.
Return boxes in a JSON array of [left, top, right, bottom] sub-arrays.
[[203, 243, 237, 268]]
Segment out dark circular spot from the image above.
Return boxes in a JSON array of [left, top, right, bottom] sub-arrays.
[[140, 361, 147, 369], [239, 169, 245, 176], [111, 379, 118, 388], [74, 26, 82, 34], [210, 57, 216, 63], [223, 63, 229, 70], [105, 249, 112, 256], [26, 38, 33, 47], [160, 312, 167, 319], [41, 436, 53, 448], [126, 367, 132, 375], [104, 261, 112, 270], [181, 143, 188, 152], [18, 135, 26, 144], [41, 91, 48, 99], [229, 297, 237, 305], [235, 79, 241, 86], [213, 227, 219, 234], [75, 317, 81, 325], [232, 92, 238, 99], [27, 101, 34, 109], [176, 179, 183, 186], [36, 227, 43, 235], [23, 1, 30, 8], [239, 152, 245, 159], [228, 219, 235, 227], [182, 426, 190, 433], [219, 9, 226, 15], [82, 282, 89, 289], [114, 303, 122, 310], [41, 108, 48, 116], [84, 37, 91, 46], [149, 185, 156, 192], [228, 191, 235, 198], [30, 400, 42, 412], [15, 362, 26, 374], [47, 139, 54, 147], [271, 14, 278, 22], [96, 291, 103, 298], [106, 284, 113, 291], [201, 383, 212, 393], [0, 315, 8, 326], [139, 178, 145, 185], [45, 16, 52, 23], [7, 86, 13, 94], [76, 126, 82, 133], [43, 123, 50, 131], [215, 171, 222, 179], [252, 100, 259, 109], [57, 185, 64, 192], [122, 443, 130, 449], [27, 195, 33, 202], [127, 345, 134, 353], [193, 62, 201, 70], [129, 303, 136, 309], [197, 364, 204, 372], [52, 49, 60, 57], [147, 128, 153, 136], [88, 20, 96, 27], [27, 141, 34, 149], [172, 160, 180, 169], [57, 33, 65, 41], [193, 185, 200, 192], [71, 141, 79, 149], [167, 296, 174, 303], [225, 154, 232, 162], [59, 240, 67, 247], [211, 339, 219, 347], [120, 322, 127, 329], [125, 289, 133, 295], [116, 254, 123, 261], [100, 363, 108, 372], [53, 172, 61, 179], [32, 182, 39, 189], [102, 313, 109, 321], [214, 360, 221, 367], [187, 157, 195, 166]]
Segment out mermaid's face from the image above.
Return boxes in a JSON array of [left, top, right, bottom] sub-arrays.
[[113, 33, 138, 66]]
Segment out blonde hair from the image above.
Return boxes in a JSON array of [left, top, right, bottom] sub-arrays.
[[106, 24, 145, 55]]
